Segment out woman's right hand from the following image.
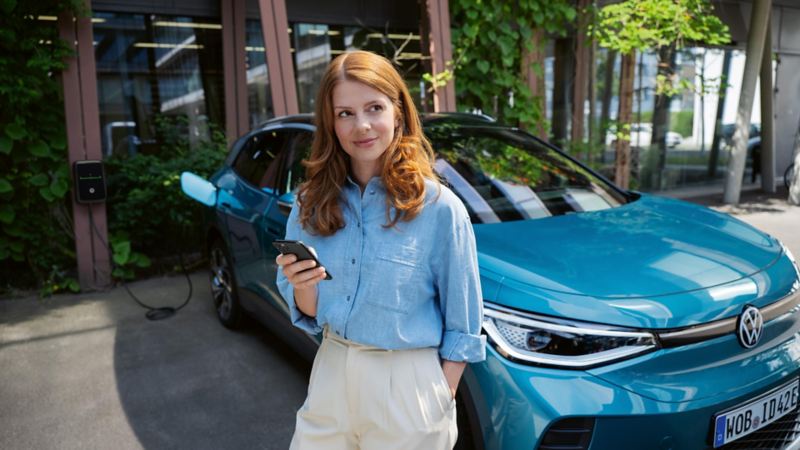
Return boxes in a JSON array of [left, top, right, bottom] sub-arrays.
[[276, 253, 328, 291]]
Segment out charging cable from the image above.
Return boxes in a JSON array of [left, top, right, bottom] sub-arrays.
[[88, 206, 193, 321]]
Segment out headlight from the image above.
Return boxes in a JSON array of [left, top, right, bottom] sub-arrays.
[[780, 240, 800, 282], [483, 303, 657, 369]]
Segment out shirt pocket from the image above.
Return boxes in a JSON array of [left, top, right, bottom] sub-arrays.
[[364, 245, 427, 314]]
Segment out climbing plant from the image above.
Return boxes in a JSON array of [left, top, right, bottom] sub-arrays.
[[0, 0, 84, 295], [441, 0, 576, 130]]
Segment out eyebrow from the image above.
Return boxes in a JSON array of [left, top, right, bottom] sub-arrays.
[[333, 100, 384, 110]]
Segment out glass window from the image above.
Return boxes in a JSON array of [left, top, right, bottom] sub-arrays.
[[289, 22, 425, 113], [245, 18, 273, 128], [279, 131, 313, 194], [93, 11, 225, 157], [233, 130, 289, 190], [427, 126, 628, 224]]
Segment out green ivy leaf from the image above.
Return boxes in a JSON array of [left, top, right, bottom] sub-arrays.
[[50, 177, 69, 198], [66, 278, 80, 292], [476, 60, 490, 73], [29, 174, 49, 186], [39, 186, 55, 202], [112, 240, 131, 265], [0, 137, 11, 154], [0, 178, 12, 194], [5, 123, 26, 140], [0, 0, 16, 15], [0, 205, 14, 224], [50, 134, 66, 150], [29, 141, 50, 157]]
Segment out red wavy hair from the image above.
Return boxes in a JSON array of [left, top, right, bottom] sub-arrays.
[[297, 51, 439, 236]]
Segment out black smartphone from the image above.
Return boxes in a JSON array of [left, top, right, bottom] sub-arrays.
[[272, 239, 332, 280]]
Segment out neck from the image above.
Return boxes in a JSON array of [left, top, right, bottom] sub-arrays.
[[350, 161, 380, 192]]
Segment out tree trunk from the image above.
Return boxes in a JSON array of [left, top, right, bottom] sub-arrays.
[[708, 49, 732, 178], [571, 0, 591, 148], [651, 44, 676, 190], [724, 0, 772, 204], [615, 51, 636, 189], [522, 29, 547, 139], [760, 15, 775, 192], [552, 37, 573, 147], [599, 49, 617, 164]]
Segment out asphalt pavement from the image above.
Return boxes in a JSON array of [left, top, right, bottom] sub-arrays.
[[1, 188, 798, 450]]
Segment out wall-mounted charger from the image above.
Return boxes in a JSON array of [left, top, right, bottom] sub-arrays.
[[73, 160, 106, 203]]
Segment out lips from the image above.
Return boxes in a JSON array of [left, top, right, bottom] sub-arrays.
[[354, 137, 378, 147]]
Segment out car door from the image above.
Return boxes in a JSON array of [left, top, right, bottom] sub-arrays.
[[226, 128, 291, 308], [262, 129, 314, 313]]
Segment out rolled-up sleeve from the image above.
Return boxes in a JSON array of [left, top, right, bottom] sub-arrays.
[[435, 200, 486, 363], [276, 201, 323, 335]]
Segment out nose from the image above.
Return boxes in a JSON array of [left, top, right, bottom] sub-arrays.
[[356, 115, 371, 132]]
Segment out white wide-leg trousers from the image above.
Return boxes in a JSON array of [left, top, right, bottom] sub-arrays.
[[289, 327, 457, 450]]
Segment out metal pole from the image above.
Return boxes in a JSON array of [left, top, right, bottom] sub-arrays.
[[760, 15, 776, 193], [723, 0, 772, 204]]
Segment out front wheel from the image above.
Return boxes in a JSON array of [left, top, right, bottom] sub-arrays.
[[785, 163, 795, 189], [208, 239, 243, 329]]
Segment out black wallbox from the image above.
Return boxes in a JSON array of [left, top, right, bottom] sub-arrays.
[[73, 160, 106, 203]]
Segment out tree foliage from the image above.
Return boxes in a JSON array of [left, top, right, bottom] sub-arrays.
[[592, 0, 730, 54], [0, 0, 84, 294], [446, 0, 576, 129]]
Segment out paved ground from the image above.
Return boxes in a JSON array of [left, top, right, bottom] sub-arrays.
[[0, 273, 308, 450], [1, 187, 798, 450]]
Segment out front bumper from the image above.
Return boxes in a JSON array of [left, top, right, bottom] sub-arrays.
[[467, 306, 800, 449]]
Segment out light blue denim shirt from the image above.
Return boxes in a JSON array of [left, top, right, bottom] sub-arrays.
[[276, 176, 486, 363]]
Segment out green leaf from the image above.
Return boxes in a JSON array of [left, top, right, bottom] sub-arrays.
[[5, 123, 26, 140], [133, 253, 152, 268], [0, 178, 11, 194], [29, 174, 49, 186], [50, 177, 68, 198], [0, 137, 11, 154], [0, 205, 14, 224], [39, 186, 55, 202], [29, 141, 50, 157], [112, 240, 131, 265], [476, 60, 490, 74], [9, 240, 22, 252], [50, 134, 67, 150], [0, 0, 16, 15]]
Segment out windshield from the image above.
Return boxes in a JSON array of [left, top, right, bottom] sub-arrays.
[[427, 126, 628, 224]]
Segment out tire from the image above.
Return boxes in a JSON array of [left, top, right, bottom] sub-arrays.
[[454, 390, 479, 450], [785, 163, 795, 190], [208, 239, 244, 329]]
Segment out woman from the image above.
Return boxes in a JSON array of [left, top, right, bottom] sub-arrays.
[[276, 50, 485, 450]]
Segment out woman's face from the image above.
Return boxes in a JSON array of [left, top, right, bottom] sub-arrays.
[[332, 79, 396, 178]]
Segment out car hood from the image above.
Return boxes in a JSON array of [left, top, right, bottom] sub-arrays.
[[476, 194, 789, 328]]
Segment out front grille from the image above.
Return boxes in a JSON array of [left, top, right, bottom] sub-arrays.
[[718, 408, 800, 449], [538, 417, 595, 450]]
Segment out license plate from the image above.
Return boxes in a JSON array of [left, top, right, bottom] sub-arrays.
[[713, 378, 800, 448]]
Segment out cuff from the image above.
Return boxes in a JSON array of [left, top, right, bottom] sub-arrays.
[[439, 330, 486, 363], [286, 289, 323, 335]]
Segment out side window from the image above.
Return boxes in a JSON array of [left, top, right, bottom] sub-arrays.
[[279, 131, 313, 194], [232, 130, 289, 190]]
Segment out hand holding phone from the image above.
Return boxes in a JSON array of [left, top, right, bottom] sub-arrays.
[[273, 239, 332, 281]]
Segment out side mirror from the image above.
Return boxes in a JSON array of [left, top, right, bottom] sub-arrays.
[[180, 172, 217, 207], [277, 191, 295, 216]]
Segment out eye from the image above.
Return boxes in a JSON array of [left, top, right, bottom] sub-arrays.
[[336, 110, 352, 118], [368, 104, 384, 112]]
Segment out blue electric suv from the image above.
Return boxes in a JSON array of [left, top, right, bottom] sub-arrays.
[[181, 113, 800, 450]]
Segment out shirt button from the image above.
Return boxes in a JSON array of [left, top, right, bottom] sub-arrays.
[[346, 295, 351, 302], [357, 222, 361, 228], [351, 258, 356, 264], [369, 190, 375, 195]]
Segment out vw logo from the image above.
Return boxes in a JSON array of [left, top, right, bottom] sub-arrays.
[[737, 305, 764, 349]]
